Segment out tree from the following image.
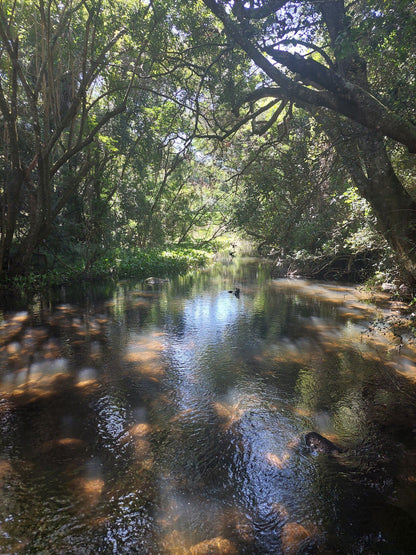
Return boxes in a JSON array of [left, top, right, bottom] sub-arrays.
[[0, 0, 238, 277], [228, 114, 345, 253], [0, 0, 150, 275], [200, 0, 416, 280]]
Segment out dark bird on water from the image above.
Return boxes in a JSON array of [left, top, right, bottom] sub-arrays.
[[228, 287, 240, 298]]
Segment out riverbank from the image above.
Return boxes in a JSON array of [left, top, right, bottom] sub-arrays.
[[271, 249, 383, 282], [358, 285, 416, 351], [272, 248, 416, 348], [0, 246, 213, 295]]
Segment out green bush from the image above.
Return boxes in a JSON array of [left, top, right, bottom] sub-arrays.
[[2, 247, 212, 294]]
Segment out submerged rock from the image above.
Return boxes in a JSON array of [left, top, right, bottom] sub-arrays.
[[305, 431, 343, 454], [189, 536, 238, 554]]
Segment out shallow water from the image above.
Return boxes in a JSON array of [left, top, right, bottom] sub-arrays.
[[1, 257, 416, 554]]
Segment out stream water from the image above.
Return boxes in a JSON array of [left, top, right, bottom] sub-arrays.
[[1, 256, 416, 554]]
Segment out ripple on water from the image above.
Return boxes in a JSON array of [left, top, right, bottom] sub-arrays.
[[2, 264, 416, 553]]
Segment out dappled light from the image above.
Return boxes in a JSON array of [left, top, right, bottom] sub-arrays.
[[1, 0, 416, 549], [264, 451, 291, 470], [280, 521, 316, 555], [1, 259, 416, 552]]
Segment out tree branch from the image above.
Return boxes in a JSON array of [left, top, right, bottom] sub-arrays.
[[233, 0, 290, 20], [201, 0, 416, 152], [49, 103, 126, 177]]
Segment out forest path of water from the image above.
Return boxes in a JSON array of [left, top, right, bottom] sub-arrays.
[[1, 256, 416, 554]]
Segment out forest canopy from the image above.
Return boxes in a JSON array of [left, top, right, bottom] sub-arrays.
[[1, 0, 416, 285]]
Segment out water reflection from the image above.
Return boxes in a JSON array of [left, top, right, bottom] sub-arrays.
[[1, 259, 416, 553]]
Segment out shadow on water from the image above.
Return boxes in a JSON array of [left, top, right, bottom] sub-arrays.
[[1, 257, 416, 553]]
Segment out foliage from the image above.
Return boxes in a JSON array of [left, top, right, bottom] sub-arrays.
[[1, 0, 416, 287], [0, 0, 232, 278], [2, 246, 212, 293], [196, 0, 416, 282], [227, 113, 342, 254]]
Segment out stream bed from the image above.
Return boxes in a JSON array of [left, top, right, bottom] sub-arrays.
[[1, 256, 416, 554]]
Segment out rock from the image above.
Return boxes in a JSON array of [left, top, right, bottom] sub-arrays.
[[227, 287, 240, 296], [281, 522, 312, 555], [189, 536, 238, 554], [381, 283, 396, 293], [305, 431, 343, 454], [145, 277, 169, 285]]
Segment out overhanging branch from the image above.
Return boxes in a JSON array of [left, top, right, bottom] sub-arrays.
[[202, 0, 416, 152]]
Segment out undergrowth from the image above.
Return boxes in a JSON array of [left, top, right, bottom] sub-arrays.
[[1, 246, 212, 294]]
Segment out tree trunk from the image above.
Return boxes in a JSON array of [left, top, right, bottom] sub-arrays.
[[317, 0, 416, 279], [357, 135, 416, 279], [317, 113, 416, 280], [0, 167, 25, 274]]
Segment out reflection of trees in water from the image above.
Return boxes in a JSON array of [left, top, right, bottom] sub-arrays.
[[1, 271, 416, 552]]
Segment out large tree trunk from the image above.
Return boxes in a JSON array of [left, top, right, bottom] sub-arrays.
[[317, 0, 416, 279], [321, 116, 416, 280], [358, 135, 416, 278]]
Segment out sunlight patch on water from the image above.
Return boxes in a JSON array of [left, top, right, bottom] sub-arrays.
[[123, 332, 166, 378], [2, 358, 70, 401], [1, 262, 416, 553], [76, 367, 97, 387], [0, 459, 13, 486], [213, 401, 247, 430], [72, 476, 105, 509], [156, 474, 242, 554], [264, 451, 291, 469], [281, 521, 317, 555], [272, 279, 379, 324], [188, 536, 238, 554], [388, 356, 416, 381]]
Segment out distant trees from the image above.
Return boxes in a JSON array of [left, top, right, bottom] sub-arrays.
[[228, 115, 345, 254], [0, 0, 236, 278], [221, 109, 387, 282]]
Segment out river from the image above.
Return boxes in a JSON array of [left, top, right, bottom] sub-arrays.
[[1, 256, 416, 554]]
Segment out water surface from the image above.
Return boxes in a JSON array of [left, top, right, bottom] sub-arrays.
[[1, 257, 416, 554]]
